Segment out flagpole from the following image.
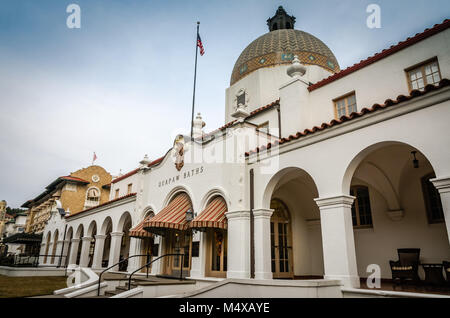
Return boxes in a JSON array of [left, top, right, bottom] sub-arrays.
[[190, 21, 200, 140]]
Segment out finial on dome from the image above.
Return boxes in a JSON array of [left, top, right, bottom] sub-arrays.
[[267, 6, 296, 31], [287, 55, 306, 78]]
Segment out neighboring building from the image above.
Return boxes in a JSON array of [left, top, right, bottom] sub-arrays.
[[37, 7, 450, 296], [23, 165, 112, 234], [2, 212, 29, 255], [0, 200, 7, 237]]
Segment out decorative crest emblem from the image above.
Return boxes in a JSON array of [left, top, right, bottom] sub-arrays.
[[173, 135, 185, 171]]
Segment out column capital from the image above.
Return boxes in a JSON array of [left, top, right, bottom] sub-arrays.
[[71, 238, 81, 243], [431, 176, 450, 194], [225, 210, 251, 220], [94, 234, 107, 240], [110, 231, 124, 238], [81, 236, 92, 242], [253, 208, 274, 219], [314, 195, 355, 209]]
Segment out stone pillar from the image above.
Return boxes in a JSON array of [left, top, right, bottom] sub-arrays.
[[126, 237, 141, 273], [92, 235, 107, 270], [314, 195, 360, 288], [79, 237, 92, 267], [225, 210, 251, 279], [431, 176, 450, 244], [68, 238, 80, 266], [253, 208, 274, 280], [108, 232, 124, 271]]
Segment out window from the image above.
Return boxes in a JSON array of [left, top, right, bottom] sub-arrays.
[[406, 58, 441, 91], [350, 186, 373, 228], [421, 173, 444, 224], [115, 189, 119, 199], [85, 187, 100, 208], [334, 92, 357, 118], [127, 184, 132, 194], [237, 92, 246, 106], [86, 188, 100, 202]]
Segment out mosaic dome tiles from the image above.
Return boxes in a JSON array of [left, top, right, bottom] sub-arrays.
[[231, 29, 340, 85]]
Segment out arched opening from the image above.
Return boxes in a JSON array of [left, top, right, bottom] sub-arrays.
[[263, 167, 324, 279], [344, 141, 450, 288], [75, 225, 84, 266], [118, 212, 132, 271], [139, 209, 155, 273], [65, 227, 73, 267], [270, 199, 292, 278], [200, 195, 228, 278], [50, 230, 59, 264], [87, 221, 97, 268], [43, 232, 51, 263], [101, 217, 113, 268], [154, 191, 193, 278]]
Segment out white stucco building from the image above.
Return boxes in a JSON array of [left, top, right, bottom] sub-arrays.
[[37, 7, 450, 297]]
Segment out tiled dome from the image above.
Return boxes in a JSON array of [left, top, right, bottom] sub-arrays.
[[230, 29, 340, 85]]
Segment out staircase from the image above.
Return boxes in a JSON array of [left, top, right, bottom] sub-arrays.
[[102, 273, 196, 297]]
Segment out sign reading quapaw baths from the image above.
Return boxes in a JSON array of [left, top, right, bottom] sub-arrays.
[[158, 166, 204, 188]]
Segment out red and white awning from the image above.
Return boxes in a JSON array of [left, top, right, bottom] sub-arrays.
[[190, 197, 228, 230], [144, 193, 192, 232], [129, 215, 153, 238]]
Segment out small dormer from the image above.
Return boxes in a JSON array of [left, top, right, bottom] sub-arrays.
[[267, 6, 296, 31]]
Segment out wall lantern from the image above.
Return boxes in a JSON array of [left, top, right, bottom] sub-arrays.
[[185, 209, 194, 222], [411, 151, 419, 169]]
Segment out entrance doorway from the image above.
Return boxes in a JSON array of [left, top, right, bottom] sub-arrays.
[[206, 229, 227, 278], [270, 199, 293, 278], [163, 231, 191, 277]]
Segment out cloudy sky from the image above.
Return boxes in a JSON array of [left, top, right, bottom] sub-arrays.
[[0, 0, 449, 208]]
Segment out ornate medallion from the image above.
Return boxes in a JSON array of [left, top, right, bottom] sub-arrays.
[[173, 135, 185, 171]]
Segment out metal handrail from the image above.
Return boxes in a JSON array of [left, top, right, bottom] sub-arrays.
[[127, 253, 185, 291], [97, 253, 150, 296]]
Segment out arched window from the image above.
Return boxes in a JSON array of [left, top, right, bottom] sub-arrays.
[[85, 187, 100, 209], [350, 186, 373, 228], [270, 199, 292, 278], [421, 173, 444, 224]]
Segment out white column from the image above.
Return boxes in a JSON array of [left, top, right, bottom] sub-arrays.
[[253, 208, 274, 280], [92, 235, 107, 270], [79, 237, 92, 267], [431, 176, 450, 244], [314, 195, 360, 288], [225, 210, 251, 279], [108, 232, 123, 270], [68, 238, 80, 266], [126, 237, 141, 273]]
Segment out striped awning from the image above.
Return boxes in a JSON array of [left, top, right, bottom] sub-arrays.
[[143, 193, 192, 232], [129, 215, 154, 238], [190, 197, 228, 230]]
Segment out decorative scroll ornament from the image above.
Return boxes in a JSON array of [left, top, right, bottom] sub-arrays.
[[173, 135, 185, 171]]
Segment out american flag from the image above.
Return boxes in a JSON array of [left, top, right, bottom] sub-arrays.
[[197, 34, 205, 56]]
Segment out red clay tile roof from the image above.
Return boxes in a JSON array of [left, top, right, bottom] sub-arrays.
[[203, 100, 280, 139], [60, 176, 90, 184], [246, 78, 450, 157], [111, 168, 139, 184], [111, 157, 166, 184], [66, 193, 137, 218], [147, 156, 164, 167], [308, 19, 450, 92]]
